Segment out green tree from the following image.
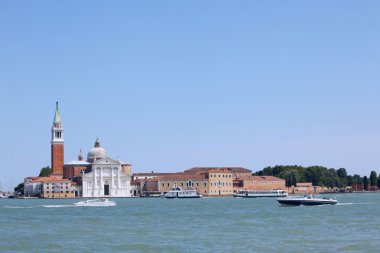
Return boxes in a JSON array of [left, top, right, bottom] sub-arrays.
[[39, 166, 51, 177], [14, 183, 24, 196], [336, 168, 348, 187], [377, 176, 380, 189], [337, 168, 347, 178], [370, 171, 377, 186], [353, 174, 362, 184], [363, 176, 369, 191], [326, 169, 340, 188], [346, 176, 354, 186]]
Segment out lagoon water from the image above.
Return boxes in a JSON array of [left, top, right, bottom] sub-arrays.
[[1, 193, 380, 252]]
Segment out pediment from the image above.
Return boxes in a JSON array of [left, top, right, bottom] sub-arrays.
[[92, 157, 121, 165]]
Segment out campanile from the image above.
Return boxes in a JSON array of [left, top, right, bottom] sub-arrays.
[[51, 102, 64, 176]]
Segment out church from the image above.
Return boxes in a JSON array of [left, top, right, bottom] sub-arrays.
[[79, 138, 133, 197], [26, 102, 133, 198]]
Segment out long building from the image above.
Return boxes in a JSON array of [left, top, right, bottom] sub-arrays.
[[132, 167, 285, 197]]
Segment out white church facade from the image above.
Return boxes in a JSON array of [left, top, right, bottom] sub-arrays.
[[82, 157, 132, 197]]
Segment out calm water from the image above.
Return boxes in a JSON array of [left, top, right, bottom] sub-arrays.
[[1, 193, 379, 253]]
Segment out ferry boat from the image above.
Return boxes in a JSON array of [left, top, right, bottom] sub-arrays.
[[73, 198, 116, 207], [233, 190, 288, 198], [277, 194, 338, 206], [163, 187, 202, 199]]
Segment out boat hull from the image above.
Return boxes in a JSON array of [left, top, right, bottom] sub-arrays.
[[234, 193, 288, 198], [277, 198, 338, 206], [233, 190, 288, 198], [73, 199, 116, 207], [164, 195, 202, 199], [163, 190, 202, 199]]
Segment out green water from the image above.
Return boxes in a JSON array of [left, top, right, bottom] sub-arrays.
[[1, 193, 379, 252]]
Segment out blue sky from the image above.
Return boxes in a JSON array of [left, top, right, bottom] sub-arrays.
[[0, 1, 379, 189]]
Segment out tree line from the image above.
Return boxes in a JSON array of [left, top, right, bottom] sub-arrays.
[[254, 165, 380, 190]]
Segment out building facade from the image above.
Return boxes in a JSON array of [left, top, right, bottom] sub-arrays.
[[131, 173, 172, 196], [63, 150, 91, 180], [24, 177, 76, 198], [82, 157, 132, 197], [157, 169, 234, 196], [233, 175, 286, 192]]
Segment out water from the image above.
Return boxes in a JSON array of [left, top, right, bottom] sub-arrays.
[[1, 193, 380, 252]]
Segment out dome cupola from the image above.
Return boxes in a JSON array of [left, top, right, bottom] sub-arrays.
[[87, 138, 107, 163]]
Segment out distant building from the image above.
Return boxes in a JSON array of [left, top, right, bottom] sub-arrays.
[[185, 167, 252, 179], [233, 175, 286, 192], [292, 182, 321, 194], [132, 173, 172, 196], [132, 167, 285, 196], [158, 169, 234, 196], [63, 150, 91, 181], [24, 177, 76, 198], [82, 157, 132, 198]]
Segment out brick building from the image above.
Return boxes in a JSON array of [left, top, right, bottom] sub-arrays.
[[233, 175, 286, 192], [158, 169, 234, 196]]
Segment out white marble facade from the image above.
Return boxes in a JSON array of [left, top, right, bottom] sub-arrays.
[[82, 157, 132, 197]]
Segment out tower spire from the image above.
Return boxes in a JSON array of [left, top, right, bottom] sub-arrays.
[[53, 101, 62, 124], [51, 102, 64, 177]]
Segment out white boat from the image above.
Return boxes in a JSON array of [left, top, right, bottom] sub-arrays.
[[277, 194, 338, 206], [233, 190, 288, 198], [73, 198, 116, 207], [163, 187, 202, 199]]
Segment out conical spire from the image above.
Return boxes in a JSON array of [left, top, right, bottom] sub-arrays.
[[53, 101, 62, 124]]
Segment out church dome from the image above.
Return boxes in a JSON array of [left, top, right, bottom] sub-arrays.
[[87, 138, 107, 162]]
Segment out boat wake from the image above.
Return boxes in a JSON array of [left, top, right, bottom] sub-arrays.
[[337, 202, 374, 206], [41, 204, 74, 208], [0, 206, 35, 209]]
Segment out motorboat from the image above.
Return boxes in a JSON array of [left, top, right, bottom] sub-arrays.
[[163, 187, 202, 199], [73, 198, 116, 207], [233, 190, 288, 198], [277, 194, 338, 206]]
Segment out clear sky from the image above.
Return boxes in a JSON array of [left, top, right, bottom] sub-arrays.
[[0, 1, 379, 189]]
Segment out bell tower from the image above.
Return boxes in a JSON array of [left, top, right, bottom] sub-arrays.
[[51, 102, 64, 177]]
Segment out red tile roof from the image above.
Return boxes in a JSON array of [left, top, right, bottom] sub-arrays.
[[235, 175, 285, 181], [133, 173, 173, 177], [159, 173, 207, 180], [185, 167, 252, 174], [30, 177, 71, 183]]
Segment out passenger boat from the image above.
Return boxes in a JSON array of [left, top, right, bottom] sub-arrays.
[[233, 190, 288, 198], [277, 194, 338, 206], [73, 198, 116, 207], [163, 187, 202, 199]]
